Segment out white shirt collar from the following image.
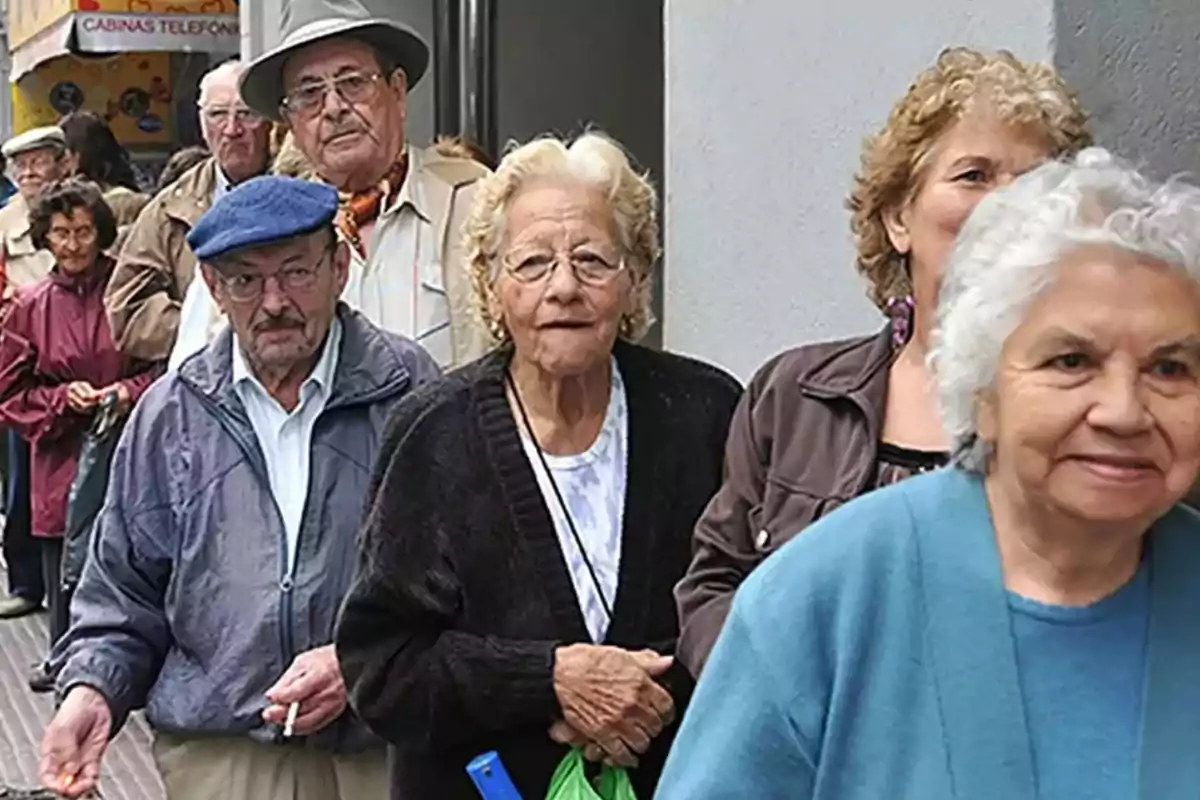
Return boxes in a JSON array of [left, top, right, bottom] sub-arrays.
[[232, 316, 343, 407], [213, 166, 233, 203], [383, 145, 430, 223]]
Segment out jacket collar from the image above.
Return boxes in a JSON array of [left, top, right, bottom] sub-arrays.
[[162, 157, 220, 227], [378, 143, 490, 229], [48, 254, 114, 295], [178, 302, 413, 411], [795, 324, 894, 398]]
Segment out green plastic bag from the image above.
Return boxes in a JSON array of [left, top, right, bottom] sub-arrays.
[[546, 748, 637, 800]]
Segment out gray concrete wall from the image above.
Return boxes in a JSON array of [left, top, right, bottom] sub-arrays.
[[494, 0, 664, 344], [662, 0, 1057, 379], [1054, 0, 1200, 181]]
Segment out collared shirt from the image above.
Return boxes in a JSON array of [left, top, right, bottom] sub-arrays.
[[211, 166, 232, 204], [231, 317, 342, 576], [343, 147, 453, 366]]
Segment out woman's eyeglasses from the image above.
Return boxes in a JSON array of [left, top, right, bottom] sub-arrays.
[[47, 227, 97, 248], [501, 253, 626, 286]]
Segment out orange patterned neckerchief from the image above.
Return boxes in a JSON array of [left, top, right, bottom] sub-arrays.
[[337, 154, 410, 258]]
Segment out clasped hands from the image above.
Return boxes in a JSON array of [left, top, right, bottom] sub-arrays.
[[550, 643, 676, 768], [67, 381, 130, 414]]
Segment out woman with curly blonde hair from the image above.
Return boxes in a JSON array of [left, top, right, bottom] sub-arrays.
[[675, 47, 1093, 676], [336, 132, 742, 797]]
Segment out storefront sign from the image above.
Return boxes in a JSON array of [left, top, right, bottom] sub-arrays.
[[77, 0, 236, 11], [75, 12, 239, 53]]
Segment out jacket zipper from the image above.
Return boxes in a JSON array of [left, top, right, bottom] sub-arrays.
[[188, 394, 297, 671], [179, 366, 412, 731]]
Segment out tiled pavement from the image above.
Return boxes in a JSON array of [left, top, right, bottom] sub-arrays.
[[0, 560, 164, 799]]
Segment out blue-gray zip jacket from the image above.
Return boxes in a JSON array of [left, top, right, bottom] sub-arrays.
[[50, 305, 441, 751]]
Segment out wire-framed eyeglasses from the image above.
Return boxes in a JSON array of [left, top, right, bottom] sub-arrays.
[[500, 252, 626, 286]]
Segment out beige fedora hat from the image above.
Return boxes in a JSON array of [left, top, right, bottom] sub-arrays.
[[240, 0, 430, 123]]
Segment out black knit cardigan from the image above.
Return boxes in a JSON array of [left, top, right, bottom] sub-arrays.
[[336, 339, 741, 799]]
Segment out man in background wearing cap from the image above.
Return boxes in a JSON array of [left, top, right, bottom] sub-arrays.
[[39, 175, 439, 800], [0, 126, 72, 292], [240, 0, 491, 369], [105, 60, 271, 367], [0, 125, 74, 623]]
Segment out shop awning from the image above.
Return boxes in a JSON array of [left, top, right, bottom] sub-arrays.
[[9, 1, 240, 83]]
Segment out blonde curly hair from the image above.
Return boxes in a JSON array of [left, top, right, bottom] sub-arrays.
[[848, 47, 1093, 310], [465, 132, 659, 344]]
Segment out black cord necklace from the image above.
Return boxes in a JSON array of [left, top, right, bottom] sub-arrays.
[[505, 368, 615, 626]]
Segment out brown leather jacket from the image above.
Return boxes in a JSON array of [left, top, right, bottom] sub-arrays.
[[675, 326, 893, 676], [105, 158, 218, 363]]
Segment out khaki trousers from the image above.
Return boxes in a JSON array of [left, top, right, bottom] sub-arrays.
[[152, 732, 388, 800]]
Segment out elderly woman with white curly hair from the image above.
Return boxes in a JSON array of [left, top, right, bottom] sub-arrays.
[[657, 147, 1200, 800], [335, 132, 741, 798]]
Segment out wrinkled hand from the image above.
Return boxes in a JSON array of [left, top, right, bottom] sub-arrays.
[[39, 685, 112, 798], [67, 382, 101, 413], [262, 645, 347, 736], [553, 645, 675, 768], [549, 719, 605, 763]]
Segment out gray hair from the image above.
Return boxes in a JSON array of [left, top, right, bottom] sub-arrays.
[[198, 59, 246, 107], [931, 146, 1200, 471]]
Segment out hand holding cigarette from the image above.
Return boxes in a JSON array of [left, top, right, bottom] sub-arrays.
[[263, 644, 348, 737], [283, 701, 300, 737]]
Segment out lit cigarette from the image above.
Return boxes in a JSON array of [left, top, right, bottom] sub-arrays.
[[283, 701, 300, 737], [60, 773, 75, 788]]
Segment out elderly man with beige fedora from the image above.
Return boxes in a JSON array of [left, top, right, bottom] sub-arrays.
[[238, 0, 491, 368]]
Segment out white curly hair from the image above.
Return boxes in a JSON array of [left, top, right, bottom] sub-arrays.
[[463, 131, 659, 343], [931, 146, 1200, 471]]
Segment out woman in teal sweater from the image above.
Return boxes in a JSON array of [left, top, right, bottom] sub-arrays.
[[658, 148, 1200, 800]]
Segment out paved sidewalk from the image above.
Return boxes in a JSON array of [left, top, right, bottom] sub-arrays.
[[0, 561, 164, 799]]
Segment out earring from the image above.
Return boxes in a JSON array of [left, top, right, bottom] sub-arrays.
[[886, 294, 914, 350]]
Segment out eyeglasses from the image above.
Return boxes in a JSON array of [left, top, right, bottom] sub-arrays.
[[281, 71, 386, 118], [199, 105, 267, 130], [12, 153, 63, 176], [501, 252, 626, 286], [47, 226, 97, 247], [216, 251, 331, 303]]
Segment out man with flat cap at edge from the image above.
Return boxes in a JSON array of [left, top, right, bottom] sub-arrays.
[[38, 175, 440, 800]]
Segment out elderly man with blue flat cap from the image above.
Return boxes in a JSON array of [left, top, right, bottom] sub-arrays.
[[37, 175, 439, 800]]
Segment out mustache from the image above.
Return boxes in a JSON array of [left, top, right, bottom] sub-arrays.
[[323, 123, 365, 142], [253, 315, 305, 333]]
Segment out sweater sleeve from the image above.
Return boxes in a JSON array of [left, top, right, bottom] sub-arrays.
[[655, 595, 817, 799], [337, 392, 562, 753]]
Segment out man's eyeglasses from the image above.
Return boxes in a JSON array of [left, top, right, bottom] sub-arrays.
[[12, 153, 63, 176], [281, 71, 386, 118], [501, 252, 626, 286], [200, 105, 267, 130], [48, 226, 97, 248], [216, 251, 331, 303]]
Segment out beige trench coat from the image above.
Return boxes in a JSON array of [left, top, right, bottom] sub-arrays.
[[105, 158, 218, 363]]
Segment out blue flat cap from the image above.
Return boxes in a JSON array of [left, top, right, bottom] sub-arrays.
[[187, 175, 339, 261]]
